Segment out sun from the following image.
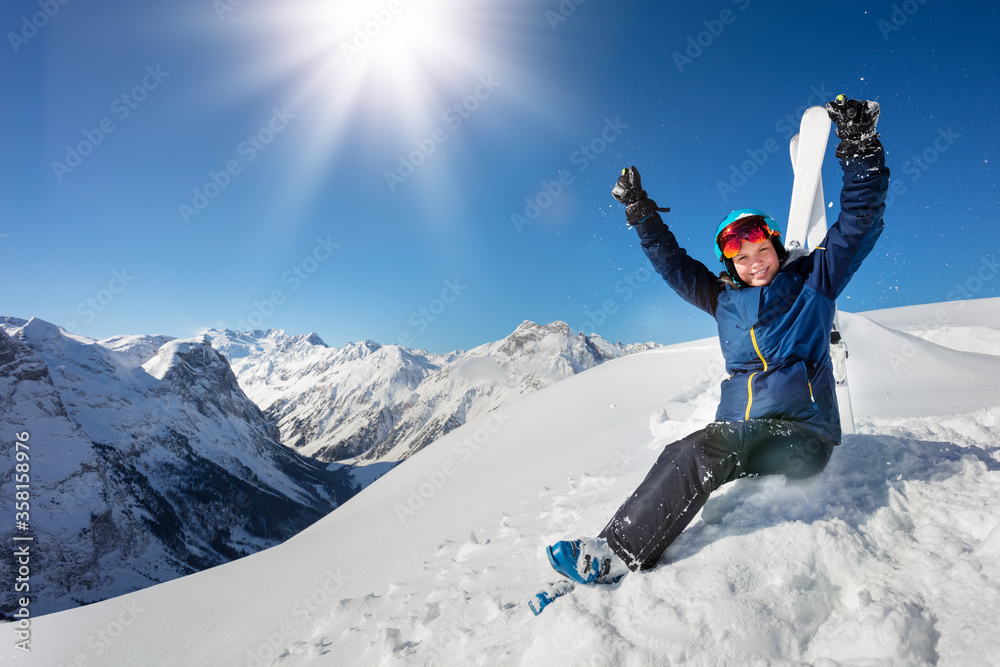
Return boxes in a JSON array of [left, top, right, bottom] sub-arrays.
[[334, 1, 483, 131], [182, 0, 545, 225], [218, 0, 508, 169]]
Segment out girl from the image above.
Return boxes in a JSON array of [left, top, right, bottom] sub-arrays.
[[546, 96, 890, 584]]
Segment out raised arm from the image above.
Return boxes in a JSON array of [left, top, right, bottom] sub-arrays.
[[806, 97, 891, 299], [613, 167, 723, 317]]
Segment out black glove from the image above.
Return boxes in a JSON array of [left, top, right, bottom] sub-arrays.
[[826, 95, 882, 159], [612, 166, 665, 224]]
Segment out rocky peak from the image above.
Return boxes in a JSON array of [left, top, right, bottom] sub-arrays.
[[498, 320, 573, 356], [0, 327, 53, 385], [0, 321, 358, 617]]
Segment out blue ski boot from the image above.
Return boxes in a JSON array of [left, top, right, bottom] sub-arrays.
[[546, 538, 627, 585]]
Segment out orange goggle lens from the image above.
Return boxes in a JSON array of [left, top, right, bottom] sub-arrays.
[[718, 217, 779, 259]]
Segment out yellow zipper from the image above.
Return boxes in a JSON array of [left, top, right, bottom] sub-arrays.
[[745, 327, 768, 420]]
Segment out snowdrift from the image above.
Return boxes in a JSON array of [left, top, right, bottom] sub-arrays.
[[6, 298, 1000, 666]]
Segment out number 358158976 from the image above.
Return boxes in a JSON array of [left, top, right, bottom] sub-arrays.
[[14, 431, 30, 524]]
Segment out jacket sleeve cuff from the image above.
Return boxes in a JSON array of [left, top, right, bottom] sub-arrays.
[[631, 210, 668, 238], [838, 140, 885, 172], [625, 198, 659, 225]]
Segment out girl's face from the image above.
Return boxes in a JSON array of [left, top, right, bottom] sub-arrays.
[[732, 238, 779, 287]]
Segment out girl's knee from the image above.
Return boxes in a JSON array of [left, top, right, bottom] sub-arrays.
[[783, 437, 835, 479]]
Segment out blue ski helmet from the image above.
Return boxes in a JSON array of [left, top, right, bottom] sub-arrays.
[[713, 208, 783, 261]]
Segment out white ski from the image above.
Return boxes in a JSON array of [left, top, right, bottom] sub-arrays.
[[786, 106, 832, 249], [789, 133, 830, 251], [788, 105, 856, 435], [829, 325, 854, 434]]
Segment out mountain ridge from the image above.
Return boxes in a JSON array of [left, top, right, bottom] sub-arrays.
[[7, 299, 1000, 665], [0, 319, 358, 617], [205, 319, 660, 463]]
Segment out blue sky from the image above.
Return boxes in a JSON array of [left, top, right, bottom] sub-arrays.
[[3, 0, 998, 352]]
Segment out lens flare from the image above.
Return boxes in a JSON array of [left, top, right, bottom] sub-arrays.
[[199, 0, 528, 208]]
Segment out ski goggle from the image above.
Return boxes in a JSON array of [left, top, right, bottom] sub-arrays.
[[716, 215, 781, 259]]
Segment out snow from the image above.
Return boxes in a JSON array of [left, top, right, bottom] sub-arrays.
[[140, 337, 207, 380], [203, 321, 656, 464], [6, 298, 1000, 665], [0, 322, 356, 614]]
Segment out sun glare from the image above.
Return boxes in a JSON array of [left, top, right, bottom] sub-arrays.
[[227, 1, 504, 168], [186, 0, 544, 227]]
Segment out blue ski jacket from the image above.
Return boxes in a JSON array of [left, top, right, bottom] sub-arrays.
[[633, 147, 889, 443]]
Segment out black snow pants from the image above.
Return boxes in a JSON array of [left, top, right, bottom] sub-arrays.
[[600, 419, 837, 572]]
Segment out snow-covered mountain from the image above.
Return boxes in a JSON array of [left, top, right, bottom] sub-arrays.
[[206, 321, 659, 463], [0, 318, 357, 618], [9, 297, 1000, 665]]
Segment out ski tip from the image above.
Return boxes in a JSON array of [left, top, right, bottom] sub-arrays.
[[527, 581, 576, 616], [528, 591, 551, 616]]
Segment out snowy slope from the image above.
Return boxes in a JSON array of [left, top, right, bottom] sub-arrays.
[[206, 321, 658, 463], [0, 319, 357, 617], [6, 299, 1000, 665]]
